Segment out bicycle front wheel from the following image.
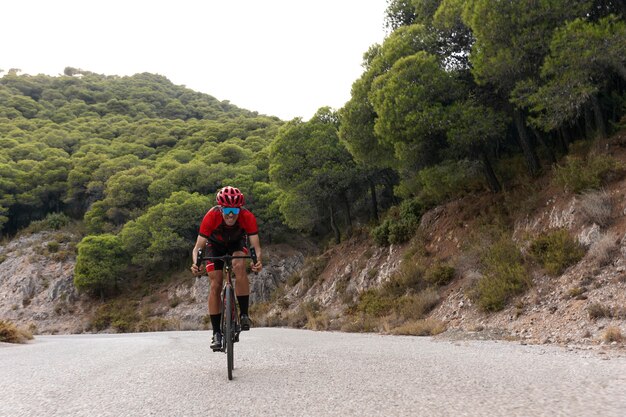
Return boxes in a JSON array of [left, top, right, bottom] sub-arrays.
[[225, 285, 234, 380]]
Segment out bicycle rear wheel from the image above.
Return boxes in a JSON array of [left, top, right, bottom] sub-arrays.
[[225, 285, 234, 380]]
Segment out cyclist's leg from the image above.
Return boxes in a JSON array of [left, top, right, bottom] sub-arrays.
[[231, 237, 250, 299], [207, 243, 226, 335], [232, 250, 250, 329], [232, 253, 250, 298]]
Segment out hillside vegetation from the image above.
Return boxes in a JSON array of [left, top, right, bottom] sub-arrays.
[[1, 1, 626, 342]]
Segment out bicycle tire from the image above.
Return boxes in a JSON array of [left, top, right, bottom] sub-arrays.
[[225, 285, 234, 380]]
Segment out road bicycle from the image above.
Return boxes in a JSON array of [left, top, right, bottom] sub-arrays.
[[196, 247, 257, 380]]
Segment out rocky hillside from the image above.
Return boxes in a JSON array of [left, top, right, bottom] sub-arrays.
[[2, 141, 626, 349], [256, 139, 626, 348], [0, 233, 306, 334]]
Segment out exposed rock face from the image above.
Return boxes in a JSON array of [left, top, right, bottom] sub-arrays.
[[0, 232, 88, 334], [250, 245, 305, 303], [163, 245, 306, 327], [0, 232, 309, 334]]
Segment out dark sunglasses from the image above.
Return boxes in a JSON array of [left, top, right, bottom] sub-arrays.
[[221, 207, 240, 215]]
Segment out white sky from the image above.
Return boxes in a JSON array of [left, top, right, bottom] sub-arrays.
[[1, 0, 388, 121]]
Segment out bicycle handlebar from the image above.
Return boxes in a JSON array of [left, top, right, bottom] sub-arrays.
[[195, 247, 258, 268]]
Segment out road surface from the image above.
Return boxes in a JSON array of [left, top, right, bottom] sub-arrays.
[[1, 328, 625, 416]]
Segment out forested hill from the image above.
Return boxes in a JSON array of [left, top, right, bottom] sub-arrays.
[[0, 69, 286, 242], [1, 0, 626, 307]]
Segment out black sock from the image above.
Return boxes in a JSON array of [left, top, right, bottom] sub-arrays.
[[210, 314, 222, 333], [237, 295, 249, 316]]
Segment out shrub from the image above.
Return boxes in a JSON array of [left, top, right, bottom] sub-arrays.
[[356, 289, 394, 317], [425, 263, 455, 286], [473, 238, 531, 312], [390, 318, 446, 336], [530, 229, 585, 276], [341, 313, 379, 333], [603, 326, 623, 343], [90, 300, 140, 332], [587, 303, 612, 319], [554, 154, 621, 193], [46, 241, 60, 253], [382, 263, 425, 297], [25, 212, 72, 233], [567, 287, 585, 298], [371, 219, 391, 246], [372, 216, 418, 246], [136, 318, 173, 332], [388, 219, 417, 244], [578, 190, 613, 227], [286, 272, 301, 287], [396, 288, 440, 320], [0, 320, 33, 343], [588, 233, 619, 267], [371, 197, 425, 246]]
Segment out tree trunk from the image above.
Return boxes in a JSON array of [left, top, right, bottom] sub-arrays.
[[513, 109, 541, 176], [531, 127, 557, 164], [558, 127, 569, 153], [343, 195, 353, 233], [329, 205, 340, 244], [480, 149, 501, 193], [369, 179, 379, 222], [584, 104, 595, 139], [591, 95, 607, 139], [611, 62, 626, 82]]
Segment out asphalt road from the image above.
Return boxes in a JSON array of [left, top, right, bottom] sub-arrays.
[[1, 328, 625, 417]]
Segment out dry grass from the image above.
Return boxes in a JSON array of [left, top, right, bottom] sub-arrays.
[[390, 319, 446, 336], [588, 233, 619, 267], [340, 313, 379, 333], [587, 303, 612, 319], [602, 326, 623, 343], [0, 320, 34, 343], [578, 190, 613, 227], [397, 288, 440, 320]]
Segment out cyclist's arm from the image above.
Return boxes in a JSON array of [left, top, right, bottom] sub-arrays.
[[191, 235, 208, 274], [248, 234, 262, 272]]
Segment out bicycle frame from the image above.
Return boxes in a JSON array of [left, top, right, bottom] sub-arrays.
[[195, 247, 256, 380]]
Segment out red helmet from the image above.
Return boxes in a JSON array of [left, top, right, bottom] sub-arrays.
[[216, 186, 245, 207]]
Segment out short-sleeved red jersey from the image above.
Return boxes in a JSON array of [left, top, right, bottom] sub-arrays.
[[198, 206, 258, 244]]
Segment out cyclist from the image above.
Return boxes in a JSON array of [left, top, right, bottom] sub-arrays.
[[190, 186, 263, 350]]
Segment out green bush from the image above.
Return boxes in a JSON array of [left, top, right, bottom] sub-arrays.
[[25, 212, 72, 234], [473, 238, 531, 312], [90, 300, 139, 332], [371, 219, 391, 246], [530, 229, 585, 276], [388, 219, 417, 244], [371, 197, 424, 246], [46, 241, 60, 253], [554, 154, 621, 193], [425, 263, 455, 286], [356, 289, 394, 317], [74, 234, 128, 295]]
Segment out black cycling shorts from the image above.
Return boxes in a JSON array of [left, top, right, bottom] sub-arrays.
[[206, 238, 248, 271]]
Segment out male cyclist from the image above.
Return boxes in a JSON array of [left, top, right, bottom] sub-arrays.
[[191, 186, 263, 350]]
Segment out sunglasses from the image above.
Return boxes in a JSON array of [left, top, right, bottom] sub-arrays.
[[221, 207, 240, 215]]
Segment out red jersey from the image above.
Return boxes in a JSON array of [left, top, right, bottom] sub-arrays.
[[198, 206, 258, 244]]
